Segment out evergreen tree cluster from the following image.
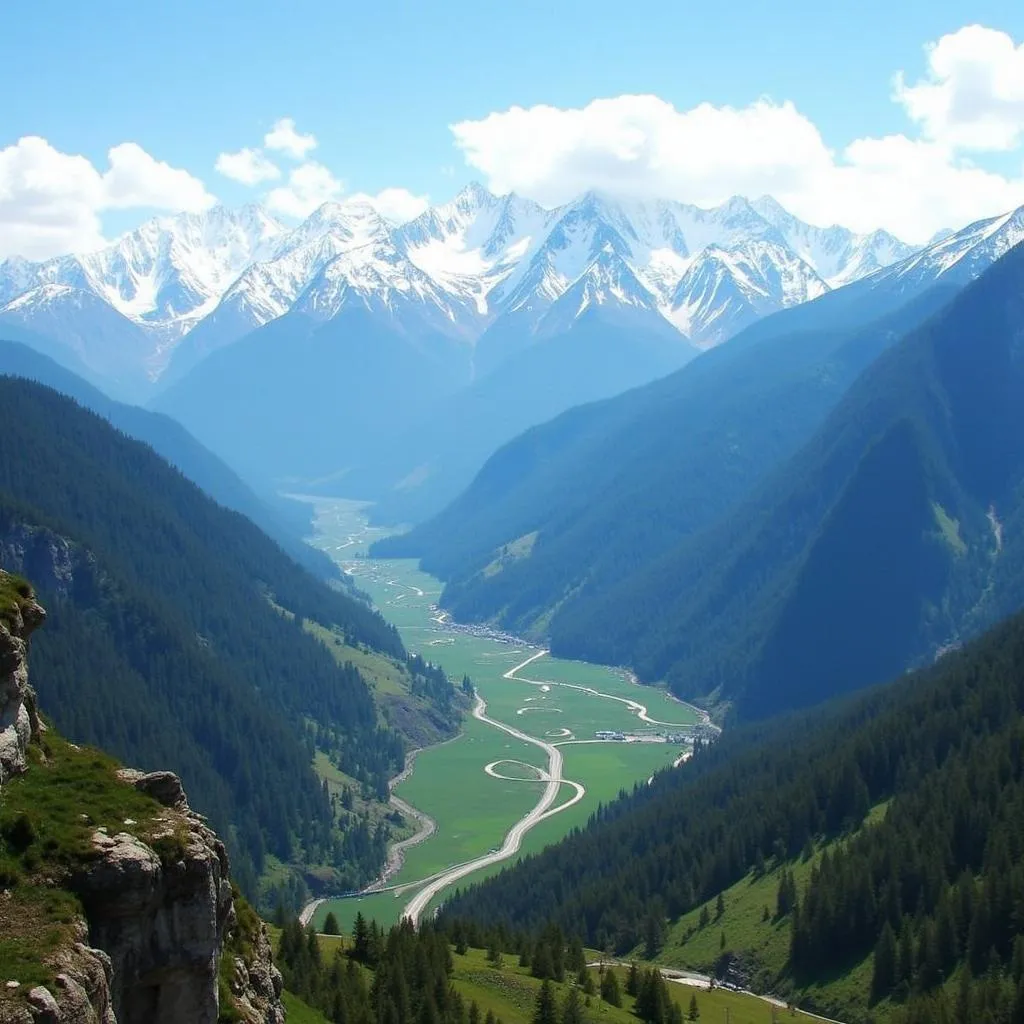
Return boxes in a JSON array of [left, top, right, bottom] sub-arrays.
[[790, 700, 1024, 1014], [276, 915, 505, 1024], [441, 604, 1024, 1018], [0, 377, 411, 904]]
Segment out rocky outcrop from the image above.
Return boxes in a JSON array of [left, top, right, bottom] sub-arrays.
[[7, 930, 118, 1024], [0, 572, 45, 789], [0, 578, 285, 1024], [222, 922, 285, 1024], [75, 777, 234, 1024], [0, 575, 44, 789]]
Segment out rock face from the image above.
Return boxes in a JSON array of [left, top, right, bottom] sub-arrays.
[[0, 577, 284, 1024], [0, 573, 45, 789], [224, 924, 286, 1024], [77, 778, 234, 1024]]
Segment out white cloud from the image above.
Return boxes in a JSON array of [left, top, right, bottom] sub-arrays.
[[266, 161, 344, 217], [451, 96, 832, 208], [101, 142, 215, 211], [0, 135, 215, 260], [226, 119, 426, 224], [356, 187, 430, 224], [215, 147, 281, 185], [895, 25, 1024, 151], [450, 85, 1024, 244], [264, 117, 318, 160]]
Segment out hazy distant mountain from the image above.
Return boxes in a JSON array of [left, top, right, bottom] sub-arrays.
[[0, 205, 283, 392], [0, 338, 333, 578]]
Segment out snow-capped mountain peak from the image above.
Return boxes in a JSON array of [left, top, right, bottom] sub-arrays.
[[1, 186, 942, 393]]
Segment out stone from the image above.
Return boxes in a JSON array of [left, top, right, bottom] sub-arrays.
[[27, 986, 59, 1017]]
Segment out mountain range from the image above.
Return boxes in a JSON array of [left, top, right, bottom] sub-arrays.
[[0, 184, 917, 400], [381, 232, 1024, 719]]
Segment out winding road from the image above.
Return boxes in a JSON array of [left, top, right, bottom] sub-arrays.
[[401, 648, 703, 924], [301, 643, 704, 929], [401, 666, 585, 924]]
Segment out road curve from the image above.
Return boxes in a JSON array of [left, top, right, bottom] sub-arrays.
[[402, 659, 579, 925], [512, 650, 714, 732]]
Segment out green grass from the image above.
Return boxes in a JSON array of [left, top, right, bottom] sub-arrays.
[[304, 619, 409, 696], [287, 932, 823, 1024], [658, 813, 891, 1022], [0, 730, 183, 1010], [451, 948, 637, 1024], [483, 532, 539, 577], [932, 502, 967, 556], [281, 991, 331, 1024], [0, 569, 33, 628], [302, 503, 705, 933]]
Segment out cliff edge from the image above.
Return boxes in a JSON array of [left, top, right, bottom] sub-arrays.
[[0, 571, 284, 1024]]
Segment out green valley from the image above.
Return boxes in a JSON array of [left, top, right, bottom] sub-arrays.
[[300, 498, 703, 931]]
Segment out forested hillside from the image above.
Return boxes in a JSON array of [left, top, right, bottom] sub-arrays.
[[0, 377, 455, 910], [0, 338, 332, 578], [441, 605, 1024, 1021], [154, 308, 473, 488], [376, 277, 958, 661], [551, 237, 1024, 719], [387, 242, 1024, 723]]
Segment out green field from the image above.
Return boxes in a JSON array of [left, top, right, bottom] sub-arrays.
[[305, 499, 701, 931]]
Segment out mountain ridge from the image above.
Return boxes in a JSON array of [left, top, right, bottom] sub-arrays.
[[1, 185, 920, 395]]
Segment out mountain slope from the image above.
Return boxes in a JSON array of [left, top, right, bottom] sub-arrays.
[[377, 271, 959, 626], [0, 337, 332, 578], [154, 307, 474, 486], [552, 239, 1024, 719], [442, 605, 1024, 1023], [0, 376, 417, 908], [343, 301, 698, 525]]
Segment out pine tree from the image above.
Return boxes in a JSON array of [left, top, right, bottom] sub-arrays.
[[897, 918, 916, 987], [533, 980, 558, 1024], [716, 892, 726, 920], [872, 923, 897, 1002], [560, 985, 584, 1024], [601, 969, 622, 1007], [323, 911, 340, 936], [688, 991, 700, 1020], [532, 942, 554, 980], [645, 911, 667, 958], [352, 911, 370, 964], [626, 962, 640, 996]]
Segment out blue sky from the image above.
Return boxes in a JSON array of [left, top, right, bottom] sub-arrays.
[[2, 0, 1024, 256]]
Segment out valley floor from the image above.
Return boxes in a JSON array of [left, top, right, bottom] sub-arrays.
[[297, 498, 705, 929]]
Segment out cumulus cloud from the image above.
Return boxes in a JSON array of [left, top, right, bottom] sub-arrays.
[[450, 26, 1024, 244], [264, 117, 318, 160], [451, 96, 832, 208], [266, 161, 344, 217], [895, 25, 1024, 151], [102, 142, 216, 211], [0, 135, 215, 260], [357, 187, 430, 223], [215, 147, 281, 185], [226, 119, 427, 224]]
